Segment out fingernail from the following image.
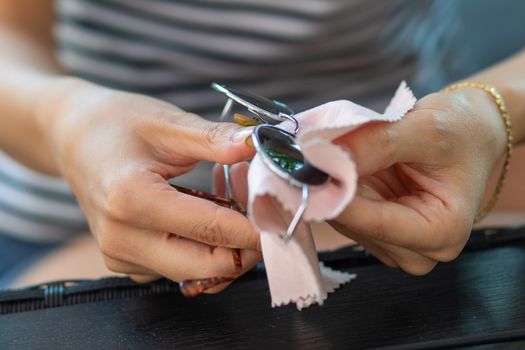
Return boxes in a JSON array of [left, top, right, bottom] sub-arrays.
[[232, 127, 254, 144], [357, 183, 383, 200], [234, 113, 260, 127], [244, 135, 254, 149]]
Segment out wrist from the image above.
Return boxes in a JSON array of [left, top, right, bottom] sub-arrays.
[[488, 82, 525, 145], [442, 82, 513, 223], [34, 76, 105, 175], [35, 76, 97, 128], [447, 86, 508, 165], [462, 76, 525, 146]]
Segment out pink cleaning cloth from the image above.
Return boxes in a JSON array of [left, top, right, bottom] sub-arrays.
[[248, 82, 417, 309]]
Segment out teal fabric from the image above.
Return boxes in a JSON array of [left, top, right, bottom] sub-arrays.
[[0, 233, 60, 289]]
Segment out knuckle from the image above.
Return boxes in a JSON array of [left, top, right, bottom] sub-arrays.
[[426, 110, 450, 145], [380, 128, 395, 157], [102, 176, 138, 222], [130, 274, 160, 284], [189, 207, 228, 246], [411, 96, 452, 145], [424, 225, 451, 252], [96, 222, 121, 259], [366, 206, 387, 242], [432, 246, 463, 263], [200, 123, 237, 163], [103, 187, 129, 221], [102, 255, 125, 273], [399, 260, 437, 276], [368, 222, 387, 242], [348, 125, 394, 163], [201, 123, 227, 146], [413, 107, 456, 159], [98, 234, 119, 259], [369, 125, 396, 161], [426, 221, 470, 263]]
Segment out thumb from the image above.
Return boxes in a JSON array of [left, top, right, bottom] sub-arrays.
[[193, 120, 255, 164], [161, 113, 256, 165], [334, 113, 430, 176]]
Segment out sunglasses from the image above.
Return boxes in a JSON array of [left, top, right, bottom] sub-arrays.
[[213, 83, 330, 241], [176, 83, 330, 297], [211, 82, 295, 126], [211, 82, 297, 200]]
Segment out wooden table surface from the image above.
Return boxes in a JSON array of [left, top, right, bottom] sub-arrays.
[[1, 239, 525, 349]]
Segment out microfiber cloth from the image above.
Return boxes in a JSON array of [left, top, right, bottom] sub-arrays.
[[248, 82, 417, 309]]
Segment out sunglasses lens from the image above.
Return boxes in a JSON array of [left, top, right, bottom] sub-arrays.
[[255, 126, 329, 186], [212, 83, 293, 123], [228, 86, 282, 114]]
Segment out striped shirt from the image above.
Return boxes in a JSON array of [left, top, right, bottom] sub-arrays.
[[0, 0, 459, 242]]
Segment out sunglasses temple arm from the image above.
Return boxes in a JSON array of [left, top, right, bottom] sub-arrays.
[[219, 98, 234, 199], [170, 184, 242, 212], [223, 164, 233, 200], [219, 98, 234, 121], [283, 185, 308, 242]]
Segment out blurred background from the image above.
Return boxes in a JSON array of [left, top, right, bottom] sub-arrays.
[[456, 0, 525, 214], [2, 0, 525, 287]]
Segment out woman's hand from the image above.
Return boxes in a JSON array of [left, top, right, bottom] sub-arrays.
[[330, 87, 507, 275], [37, 78, 261, 285]]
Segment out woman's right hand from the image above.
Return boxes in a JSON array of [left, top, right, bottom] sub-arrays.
[[330, 87, 508, 275], [37, 78, 261, 285]]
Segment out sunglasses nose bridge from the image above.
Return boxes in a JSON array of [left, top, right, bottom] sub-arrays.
[[212, 83, 330, 243], [252, 124, 332, 242], [279, 114, 299, 134]]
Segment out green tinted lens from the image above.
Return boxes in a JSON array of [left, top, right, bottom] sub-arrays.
[[253, 125, 329, 186]]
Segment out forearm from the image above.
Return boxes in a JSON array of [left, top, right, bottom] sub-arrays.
[[466, 49, 525, 146], [0, 25, 64, 174], [0, 25, 67, 175]]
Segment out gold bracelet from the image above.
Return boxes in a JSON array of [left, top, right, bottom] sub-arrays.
[[442, 81, 513, 224]]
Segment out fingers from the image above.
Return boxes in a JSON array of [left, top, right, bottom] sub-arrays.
[[376, 243, 438, 275], [105, 172, 260, 251], [102, 248, 164, 282], [328, 221, 399, 268], [155, 113, 256, 165], [203, 248, 261, 294], [129, 274, 163, 284], [329, 219, 437, 275], [102, 254, 159, 276], [337, 190, 467, 264], [329, 97, 477, 274], [229, 162, 250, 208], [336, 194, 433, 251], [212, 163, 226, 196], [102, 227, 261, 282]]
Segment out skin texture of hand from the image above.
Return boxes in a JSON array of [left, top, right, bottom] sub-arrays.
[[37, 78, 261, 285], [329, 87, 508, 275]]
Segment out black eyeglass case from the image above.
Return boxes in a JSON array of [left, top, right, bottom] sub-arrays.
[[1, 225, 525, 349]]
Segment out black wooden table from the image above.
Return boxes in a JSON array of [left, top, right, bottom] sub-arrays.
[[1, 241, 525, 349]]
